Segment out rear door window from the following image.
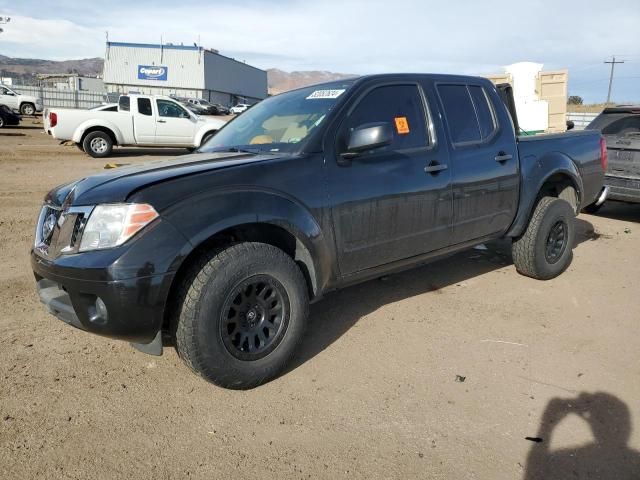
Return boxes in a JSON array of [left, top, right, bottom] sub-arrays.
[[137, 98, 152, 116], [438, 85, 481, 144], [468, 86, 497, 140], [343, 84, 429, 151]]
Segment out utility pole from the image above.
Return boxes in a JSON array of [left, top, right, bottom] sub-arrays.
[[604, 55, 625, 104]]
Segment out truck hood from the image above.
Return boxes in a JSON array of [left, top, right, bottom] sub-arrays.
[[46, 151, 281, 207]]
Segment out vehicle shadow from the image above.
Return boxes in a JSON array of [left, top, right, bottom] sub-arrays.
[[12, 124, 43, 130], [585, 201, 640, 223], [523, 392, 640, 479], [286, 217, 597, 374]]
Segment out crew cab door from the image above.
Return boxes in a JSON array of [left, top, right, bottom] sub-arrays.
[[154, 99, 197, 145], [0, 86, 19, 110], [327, 83, 453, 275], [435, 83, 519, 243], [131, 97, 156, 144]]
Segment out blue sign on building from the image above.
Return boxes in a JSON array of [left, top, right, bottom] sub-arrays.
[[137, 65, 168, 81]]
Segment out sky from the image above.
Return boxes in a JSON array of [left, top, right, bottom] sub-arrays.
[[0, 0, 638, 103]]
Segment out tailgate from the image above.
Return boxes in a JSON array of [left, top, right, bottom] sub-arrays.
[[606, 134, 640, 179]]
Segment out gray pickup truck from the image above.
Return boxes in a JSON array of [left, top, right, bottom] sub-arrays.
[[585, 105, 640, 211], [32, 74, 606, 388]]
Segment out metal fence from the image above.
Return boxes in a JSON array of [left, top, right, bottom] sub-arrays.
[[567, 112, 598, 130], [11, 85, 106, 110]]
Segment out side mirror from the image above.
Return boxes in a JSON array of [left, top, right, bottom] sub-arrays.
[[342, 122, 393, 159], [566, 120, 575, 131]]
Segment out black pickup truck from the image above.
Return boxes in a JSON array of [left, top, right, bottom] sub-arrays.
[[32, 74, 606, 389]]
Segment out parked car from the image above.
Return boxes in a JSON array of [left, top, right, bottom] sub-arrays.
[[178, 99, 209, 116], [0, 104, 20, 128], [0, 84, 43, 115], [229, 103, 250, 114], [31, 74, 606, 389], [584, 105, 640, 211], [186, 98, 226, 115], [43, 94, 226, 158], [214, 103, 231, 115]]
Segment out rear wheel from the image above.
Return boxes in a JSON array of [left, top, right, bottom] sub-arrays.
[[512, 197, 576, 280], [174, 242, 309, 389], [0, 117, 4, 128], [20, 103, 35, 116], [82, 131, 113, 158]]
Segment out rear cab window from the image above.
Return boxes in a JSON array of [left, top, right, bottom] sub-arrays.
[[341, 84, 430, 152], [437, 84, 497, 145], [118, 96, 130, 112]]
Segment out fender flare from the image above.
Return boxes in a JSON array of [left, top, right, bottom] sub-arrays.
[[160, 188, 334, 297]]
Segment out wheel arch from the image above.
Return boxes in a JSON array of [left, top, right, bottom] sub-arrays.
[[162, 220, 324, 332], [507, 152, 583, 238]]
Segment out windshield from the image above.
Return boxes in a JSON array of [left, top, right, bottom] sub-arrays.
[[200, 81, 355, 154]]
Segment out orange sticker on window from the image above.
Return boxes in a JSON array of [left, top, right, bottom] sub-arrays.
[[394, 116, 410, 134]]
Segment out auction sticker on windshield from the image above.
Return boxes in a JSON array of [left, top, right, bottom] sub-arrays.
[[306, 89, 346, 100]]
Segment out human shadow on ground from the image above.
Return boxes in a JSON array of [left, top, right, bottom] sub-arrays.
[[286, 217, 597, 374], [524, 392, 640, 480]]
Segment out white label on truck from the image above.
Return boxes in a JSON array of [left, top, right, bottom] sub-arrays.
[[306, 89, 346, 100]]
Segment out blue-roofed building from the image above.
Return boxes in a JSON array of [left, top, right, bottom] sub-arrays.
[[102, 41, 267, 106]]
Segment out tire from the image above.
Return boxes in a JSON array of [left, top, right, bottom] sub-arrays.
[[82, 131, 113, 158], [200, 130, 216, 147], [512, 197, 576, 280], [0, 117, 4, 128], [75, 142, 85, 153], [20, 103, 35, 116], [174, 242, 309, 389], [583, 202, 603, 214]]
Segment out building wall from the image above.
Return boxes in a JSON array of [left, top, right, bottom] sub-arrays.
[[103, 42, 267, 106], [203, 52, 267, 103], [103, 42, 205, 90]]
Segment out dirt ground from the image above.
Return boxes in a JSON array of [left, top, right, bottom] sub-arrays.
[[1, 120, 639, 479]]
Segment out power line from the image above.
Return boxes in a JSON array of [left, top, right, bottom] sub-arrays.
[[604, 55, 625, 103]]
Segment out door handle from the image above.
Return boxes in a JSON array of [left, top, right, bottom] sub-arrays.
[[495, 152, 513, 162], [157, 119, 167, 123], [424, 162, 448, 174]]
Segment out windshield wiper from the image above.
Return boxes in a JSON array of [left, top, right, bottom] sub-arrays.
[[218, 146, 263, 154]]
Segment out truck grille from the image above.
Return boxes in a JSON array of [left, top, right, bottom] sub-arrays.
[[35, 204, 93, 257]]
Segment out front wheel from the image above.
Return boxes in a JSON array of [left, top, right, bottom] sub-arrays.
[[174, 243, 309, 389], [20, 103, 35, 116], [200, 130, 216, 147], [82, 131, 113, 158], [512, 197, 576, 280]]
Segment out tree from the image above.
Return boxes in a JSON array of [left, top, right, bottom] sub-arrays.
[[568, 95, 583, 105]]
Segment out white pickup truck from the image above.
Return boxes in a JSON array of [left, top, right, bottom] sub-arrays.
[[0, 84, 43, 115], [44, 94, 227, 158]]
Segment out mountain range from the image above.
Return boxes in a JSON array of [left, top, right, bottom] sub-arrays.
[[0, 54, 354, 94]]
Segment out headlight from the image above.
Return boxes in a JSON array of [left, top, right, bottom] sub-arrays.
[[79, 203, 158, 252]]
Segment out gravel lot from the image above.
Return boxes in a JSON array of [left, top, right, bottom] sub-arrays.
[[1, 120, 639, 479]]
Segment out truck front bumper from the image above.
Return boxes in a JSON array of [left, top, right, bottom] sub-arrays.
[[30, 216, 191, 354], [32, 251, 175, 354]]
